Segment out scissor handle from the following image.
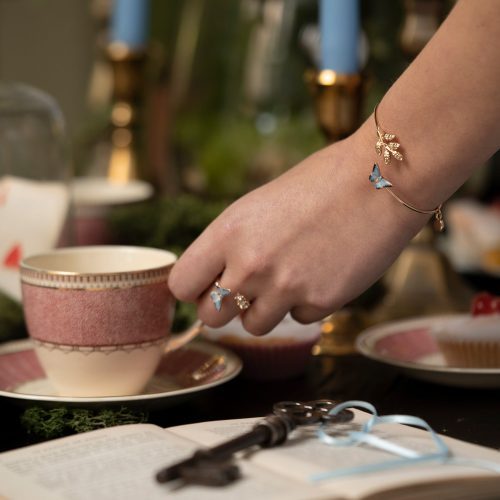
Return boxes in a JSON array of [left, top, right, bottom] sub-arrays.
[[273, 400, 354, 426]]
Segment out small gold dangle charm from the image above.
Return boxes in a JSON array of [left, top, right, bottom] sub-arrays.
[[434, 206, 445, 232]]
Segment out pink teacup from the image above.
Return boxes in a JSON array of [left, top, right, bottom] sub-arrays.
[[20, 245, 199, 397]]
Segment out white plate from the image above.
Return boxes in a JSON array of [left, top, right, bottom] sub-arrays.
[[70, 178, 153, 206], [0, 338, 242, 407], [356, 314, 500, 388]]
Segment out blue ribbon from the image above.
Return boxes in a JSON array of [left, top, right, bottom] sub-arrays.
[[311, 400, 500, 482]]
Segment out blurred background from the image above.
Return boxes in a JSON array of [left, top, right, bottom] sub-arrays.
[[1, 0, 499, 344]]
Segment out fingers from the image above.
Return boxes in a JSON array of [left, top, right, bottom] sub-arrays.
[[197, 271, 292, 335], [168, 227, 225, 302], [240, 296, 290, 336], [290, 304, 332, 325], [171, 240, 333, 334]]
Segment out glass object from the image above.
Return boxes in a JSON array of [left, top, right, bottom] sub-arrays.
[[0, 83, 68, 181], [0, 82, 71, 302]]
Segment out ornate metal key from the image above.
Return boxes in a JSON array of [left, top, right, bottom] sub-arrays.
[[155, 399, 354, 487]]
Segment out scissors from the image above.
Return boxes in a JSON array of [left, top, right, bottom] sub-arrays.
[[272, 399, 354, 426]]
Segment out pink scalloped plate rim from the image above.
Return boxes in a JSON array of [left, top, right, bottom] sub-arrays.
[[0, 338, 242, 406], [356, 314, 500, 388]]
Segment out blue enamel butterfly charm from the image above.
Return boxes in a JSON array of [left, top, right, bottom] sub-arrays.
[[369, 163, 393, 190], [210, 282, 231, 312]]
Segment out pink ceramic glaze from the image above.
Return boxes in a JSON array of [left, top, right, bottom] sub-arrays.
[[0, 349, 44, 390], [374, 327, 439, 363], [21, 246, 177, 347], [22, 281, 173, 346]]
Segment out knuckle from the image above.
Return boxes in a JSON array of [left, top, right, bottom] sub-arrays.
[[242, 321, 272, 337], [198, 311, 229, 328], [237, 252, 268, 281], [303, 288, 333, 312], [200, 316, 221, 328], [167, 270, 192, 302], [273, 270, 298, 296], [290, 310, 310, 324], [271, 274, 288, 295]]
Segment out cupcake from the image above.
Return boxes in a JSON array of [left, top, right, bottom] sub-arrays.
[[201, 315, 321, 381], [433, 293, 500, 368]]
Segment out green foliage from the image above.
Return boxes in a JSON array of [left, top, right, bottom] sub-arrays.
[[108, 193, 227, 253], [0, 292, 27, 343], [172, 300, 198, 334], [21, 406, 148, 441], [176, 112, 324, 198], [197, 116, 259, 197]]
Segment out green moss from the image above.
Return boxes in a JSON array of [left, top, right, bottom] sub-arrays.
[[21, 406, 149, 441]]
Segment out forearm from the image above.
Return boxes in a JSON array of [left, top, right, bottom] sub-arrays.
[[350, 0, 500, 212]]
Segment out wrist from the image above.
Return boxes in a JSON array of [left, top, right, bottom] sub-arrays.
[[339, 120, 433, 235]]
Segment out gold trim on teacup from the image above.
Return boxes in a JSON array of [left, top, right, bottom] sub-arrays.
[[21, 267, 169, 290], [33, 338, 167, 355]]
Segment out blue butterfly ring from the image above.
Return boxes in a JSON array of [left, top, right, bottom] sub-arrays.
[[210, 281, 231, 312]]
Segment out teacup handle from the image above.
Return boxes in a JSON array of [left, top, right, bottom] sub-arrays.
[[165, 319, 204, 353]]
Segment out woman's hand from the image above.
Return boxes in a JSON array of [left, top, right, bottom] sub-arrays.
[[168, 129, 428, 335], [170, 0, 500, 335]]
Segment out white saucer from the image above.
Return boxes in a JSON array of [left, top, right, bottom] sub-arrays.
[[0, 338, 242, 407], [356, 314, 500, 388], [70, 177, 153, 206]]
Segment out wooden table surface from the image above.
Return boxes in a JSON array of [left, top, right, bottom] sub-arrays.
[[2, 271, 500, 453], [4, 349, 499, 454]]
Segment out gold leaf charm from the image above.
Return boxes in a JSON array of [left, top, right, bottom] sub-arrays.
[[376, 127, 404, 164]]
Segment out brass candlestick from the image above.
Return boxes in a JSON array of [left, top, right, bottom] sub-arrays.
[[305, 69, 363, 143], [368, 225, 474, 326], [106, 42, 147, 183], [307, 68, 366, 356]]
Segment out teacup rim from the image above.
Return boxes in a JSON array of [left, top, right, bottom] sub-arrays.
[[20, 245, 178, 276]]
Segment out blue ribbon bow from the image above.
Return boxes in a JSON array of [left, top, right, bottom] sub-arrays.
[[311, 400, 500, 482]]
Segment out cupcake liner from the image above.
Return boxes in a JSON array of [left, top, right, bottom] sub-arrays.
[[437, 340, 500, 368], [201, 315, 321, 381], [216, 336, 318, 381]]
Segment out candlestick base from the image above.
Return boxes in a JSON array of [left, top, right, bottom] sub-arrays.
[[313, 308, 367, 356], [366, 225, 474, 326], [106, 43, 147, 182], [305, 69, 363, 143]]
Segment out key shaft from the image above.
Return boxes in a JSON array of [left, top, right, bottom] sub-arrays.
[[156, 414, 295, 483]]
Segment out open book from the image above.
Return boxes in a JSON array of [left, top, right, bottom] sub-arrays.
[[1, 409, 500, 500]]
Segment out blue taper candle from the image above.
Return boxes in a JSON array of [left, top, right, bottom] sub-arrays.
[[110, 0, 151, 49], [320, 0, 360, 73]]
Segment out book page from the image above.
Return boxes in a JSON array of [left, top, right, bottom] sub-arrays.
[[2, 414, 500, 500], [168, 411, 500, 499], [0, 423, 334, 500]]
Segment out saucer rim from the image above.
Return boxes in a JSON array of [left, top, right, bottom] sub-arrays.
[[0, 338, 242, 404]]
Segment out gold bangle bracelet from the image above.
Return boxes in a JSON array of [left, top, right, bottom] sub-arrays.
[[369, 163, 445, 232]]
